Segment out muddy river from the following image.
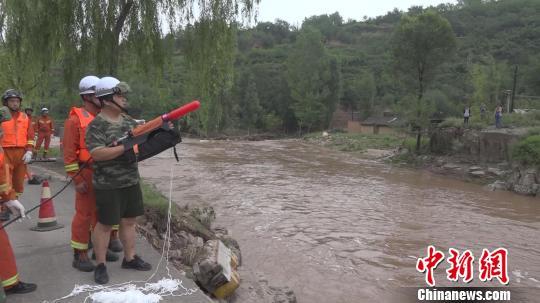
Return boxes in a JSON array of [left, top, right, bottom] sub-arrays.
[[139, 139, 540, 302]]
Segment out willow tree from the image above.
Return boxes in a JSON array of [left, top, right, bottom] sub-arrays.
[[183, 17, 237, 135], [0, 0, 259, 121]]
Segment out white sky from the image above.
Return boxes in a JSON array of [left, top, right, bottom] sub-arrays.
[[256, 0, 458, 25]]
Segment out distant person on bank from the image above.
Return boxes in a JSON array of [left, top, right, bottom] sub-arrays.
[[495, 104, 503, 128], [480, 103, 486, 120], [463, 106, 471, 126]]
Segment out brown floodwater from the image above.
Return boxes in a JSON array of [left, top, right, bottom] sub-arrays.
[[139, 139, 540, 303]]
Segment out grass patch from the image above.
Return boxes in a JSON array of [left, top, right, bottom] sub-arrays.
[[34, 146, 61, 157], [502, 112, 540, 127], [305, 132, 402, 152], [511, 135, 540, 167], [140, 181, 174, 216], [402, 136, 431, 154], [439, 111, 540, 129], [438, 116, 489, 130]]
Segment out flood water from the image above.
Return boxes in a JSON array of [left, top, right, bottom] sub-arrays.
[[139, 139, 540, 303]]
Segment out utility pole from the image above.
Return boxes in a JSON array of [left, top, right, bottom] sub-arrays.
[[505, 90, 512, 113], [510, 65, 518, 113]]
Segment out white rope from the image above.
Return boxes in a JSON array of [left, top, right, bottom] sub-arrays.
[[45, 150, 198, 303]]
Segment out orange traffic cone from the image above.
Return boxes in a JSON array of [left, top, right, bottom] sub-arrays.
[[30, 180, 64, 232]]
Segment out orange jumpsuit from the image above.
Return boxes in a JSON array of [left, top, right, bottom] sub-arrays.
[[64, 107, 97, 250], [35, 116, 54, 155], [0, 150, 19, 289], [0, 225, 19, 290], [0, 111, 34, 200]]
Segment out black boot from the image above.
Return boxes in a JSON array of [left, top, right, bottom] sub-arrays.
[[5, 281, 37, 295], [0, 209, 10, 222], [94, 263, 109, 285], [108, 239, 123, 253], [72, 250, 95, 272], [92, 249, 119, 262], [121, 255, 152, 271], [108, 230, 123, 252]]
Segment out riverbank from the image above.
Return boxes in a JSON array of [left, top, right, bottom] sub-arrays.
[[304, 128, 540, 198]]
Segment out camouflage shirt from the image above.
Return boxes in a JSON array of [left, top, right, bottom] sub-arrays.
[[0, 106, 12, 137], [85, 113, 139, 190]]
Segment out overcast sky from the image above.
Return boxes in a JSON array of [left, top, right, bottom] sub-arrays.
[[256, 0, 458, 25]]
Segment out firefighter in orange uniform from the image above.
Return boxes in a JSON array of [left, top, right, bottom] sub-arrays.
[[0, 104, 37, 295], [0, 89, 34, 211], [34, 107, 55, 160], [24, 108, 37, 139], [64, 76, 121, 272]]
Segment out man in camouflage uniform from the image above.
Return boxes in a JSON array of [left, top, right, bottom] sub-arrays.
[[86, 77, 151, 284]]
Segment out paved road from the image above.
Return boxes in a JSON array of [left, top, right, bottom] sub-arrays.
[[3, 165, 212, 303]]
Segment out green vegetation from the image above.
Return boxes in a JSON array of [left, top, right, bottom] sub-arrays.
[[34, 146, 61, 158], [140, 181, 173, 216], [439, 112, 540, 129], [402, 136, 431, 154], [392, 10, 456, 151], [305, 132, 402, 152], [511, 135, 540, 166], [500, 112, 540, 128]]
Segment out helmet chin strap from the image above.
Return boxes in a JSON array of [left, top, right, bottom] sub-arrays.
[[110, 99, 129, 114]]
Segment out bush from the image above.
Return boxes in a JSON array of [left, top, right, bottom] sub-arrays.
[[511, 135, 540, 166], [402, 136, 430, 154], [527, 127, 540, 136], [503, 112, 540, 127], [438, 117, 462, 128]]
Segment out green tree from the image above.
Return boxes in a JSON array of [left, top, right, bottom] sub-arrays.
[[302, 12, 343, 41], [286, 28, 332, 133], [342, 69, 376, 115], [237, 73, 263, 134], [470, 58, 511, 109], [392, 10, 456, 151], [0, 0, 259, 99]]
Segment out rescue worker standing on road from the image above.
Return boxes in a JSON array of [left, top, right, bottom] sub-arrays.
[[0, 105, 37, 295], [24, 107, 37, 139], [34, 107, 55, 160], [0, 90, 34, 221], [87, 77, 151, 284], [64, 76, 122, 272]]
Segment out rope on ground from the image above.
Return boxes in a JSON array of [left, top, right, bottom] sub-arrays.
[[45, 150, 199, 303]]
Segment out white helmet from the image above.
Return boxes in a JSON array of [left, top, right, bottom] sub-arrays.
[[79, 75, 100, 95], [41, 107, 49, 112], [95, 76, 120, 98]]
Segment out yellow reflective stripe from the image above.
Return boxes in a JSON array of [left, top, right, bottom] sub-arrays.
[[0, 183, 9, 192], [65, 163, 79, 172], [112, 225, 119, 230], [71, 240, 89, 250], [1, 273, 19, 287], [27, 140, 35, 145], [16, 192, 22, 197]]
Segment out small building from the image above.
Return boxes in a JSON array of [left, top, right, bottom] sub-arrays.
[[360, 115, 398, 134], [345, 110, 398, 134]]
